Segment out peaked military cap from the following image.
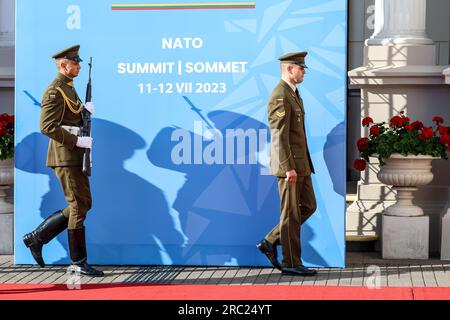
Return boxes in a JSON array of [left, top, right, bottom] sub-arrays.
[[278, 51, 308, 68], [52, 45, 83, 62]]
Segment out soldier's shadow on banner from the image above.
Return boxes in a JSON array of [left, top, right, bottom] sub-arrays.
[[148, 110, 327, 266], [324, 121, 346, 197], [16, 114, 328, 266], [16, 119, 184, 265]]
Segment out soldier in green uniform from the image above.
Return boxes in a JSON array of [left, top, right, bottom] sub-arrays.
[[23, 45, 103, 277], [257, 52, 318, 276]]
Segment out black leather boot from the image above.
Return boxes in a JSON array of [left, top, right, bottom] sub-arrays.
[[282, 265, 318, 276], [68, 228, 104, 277], [23, 210, 68, 267], [256, 239, 282, 270]]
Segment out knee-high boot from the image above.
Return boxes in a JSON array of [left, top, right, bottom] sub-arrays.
[[23, 210, 68, 267], [68, 227, 104, 277]]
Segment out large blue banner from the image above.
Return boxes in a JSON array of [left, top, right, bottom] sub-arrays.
[[15, 0, 347, 267]]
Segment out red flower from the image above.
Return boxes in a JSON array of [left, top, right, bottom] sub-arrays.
[[390, 116, 404, 127], [441, 134, 450, 151], [370, 125, 380, 136], [404, 117, 410, 123], [411, 121, 424, 129], [353, 159, 367, 171], [438, 125, 447, 135], [0, 127, 5, 137], [357, 137, 369, 152], [362, 117, 373, 127], [432, 116, 444, 124], [400, 111, 405, 114], [405, 124, 413, 132], [419, 127, 434, 140]]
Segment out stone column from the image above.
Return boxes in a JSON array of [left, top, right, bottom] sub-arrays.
[[0, 0, 15, 47], [440, 189, 450, 260], [442, 72, 450, 260], [366, 0, 433, 46], [347, 0, 450, 259]]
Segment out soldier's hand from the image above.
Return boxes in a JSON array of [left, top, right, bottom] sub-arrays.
[[285, 170, 297, 183], [84, 101, 95, 114], [76, 136, 93, 149]]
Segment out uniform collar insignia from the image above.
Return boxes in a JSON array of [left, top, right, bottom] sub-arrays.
[[56, 72, 74, 86]]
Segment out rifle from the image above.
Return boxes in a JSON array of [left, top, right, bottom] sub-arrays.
[[182, 96, 214, 130], [81, 57, 93, 176]]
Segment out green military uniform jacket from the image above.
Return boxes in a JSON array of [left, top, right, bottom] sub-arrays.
[[268, 80, 315, 177], [40, 73, 83, 167]]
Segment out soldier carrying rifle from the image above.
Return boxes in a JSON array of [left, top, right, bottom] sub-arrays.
[[23, 45, 103, 277]]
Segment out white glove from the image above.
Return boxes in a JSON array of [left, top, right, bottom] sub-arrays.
[[76, 136, 92, 149], [84, 101, 95, 114]]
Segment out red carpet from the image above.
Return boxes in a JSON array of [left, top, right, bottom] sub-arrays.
[[1, 284, 450, 300]]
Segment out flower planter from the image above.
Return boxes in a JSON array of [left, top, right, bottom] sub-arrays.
[[0, 157, 13, 254], [355, 113, 448, 260], [0, 157, 13, 184], [377, 153, 438, 217], [377, 154, 438, 259]]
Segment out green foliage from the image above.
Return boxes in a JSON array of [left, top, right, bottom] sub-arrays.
[[357, 113, 449, 167]]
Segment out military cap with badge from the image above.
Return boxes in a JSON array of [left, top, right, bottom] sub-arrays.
[[52, 44, 83, 62], [278, 51, 308, 68]]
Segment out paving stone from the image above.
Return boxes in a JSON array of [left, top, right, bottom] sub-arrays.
[[253, 268, 273, 285], [289, 274, 305, 285], [241, 268, 262, 285], [326, 268, 340, 286], [397, 265, 412, 286], [410, 265, 425, 287], [432, 265, 450, 287], [194, 268, 216, 284], [112, 267, 143, 284], [218, 268, 239, 285], [278, 273, 294, 285], [85, 266, 118, 284], [42, 269, 67, 285], [229, 268, 251, 285], [15, 269, 50, 284], [0, 252, 449, 287], [301, 273, 316, 286], [314, 268, 329, 286], [0, 265, 34, 283], [350, 266, 365, 286], [29, 270, 58, 284], [338, 265, 353, 286], [421, 265, 438, 287], [206, 268, 228, 285], [265, 270, 282, 285]]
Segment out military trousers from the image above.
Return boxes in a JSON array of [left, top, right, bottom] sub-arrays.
[[53, 166, 92, 230], [265, 175, 317, 268]]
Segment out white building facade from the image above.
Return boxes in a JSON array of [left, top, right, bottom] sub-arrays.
[[347, 0, 450, 259]]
